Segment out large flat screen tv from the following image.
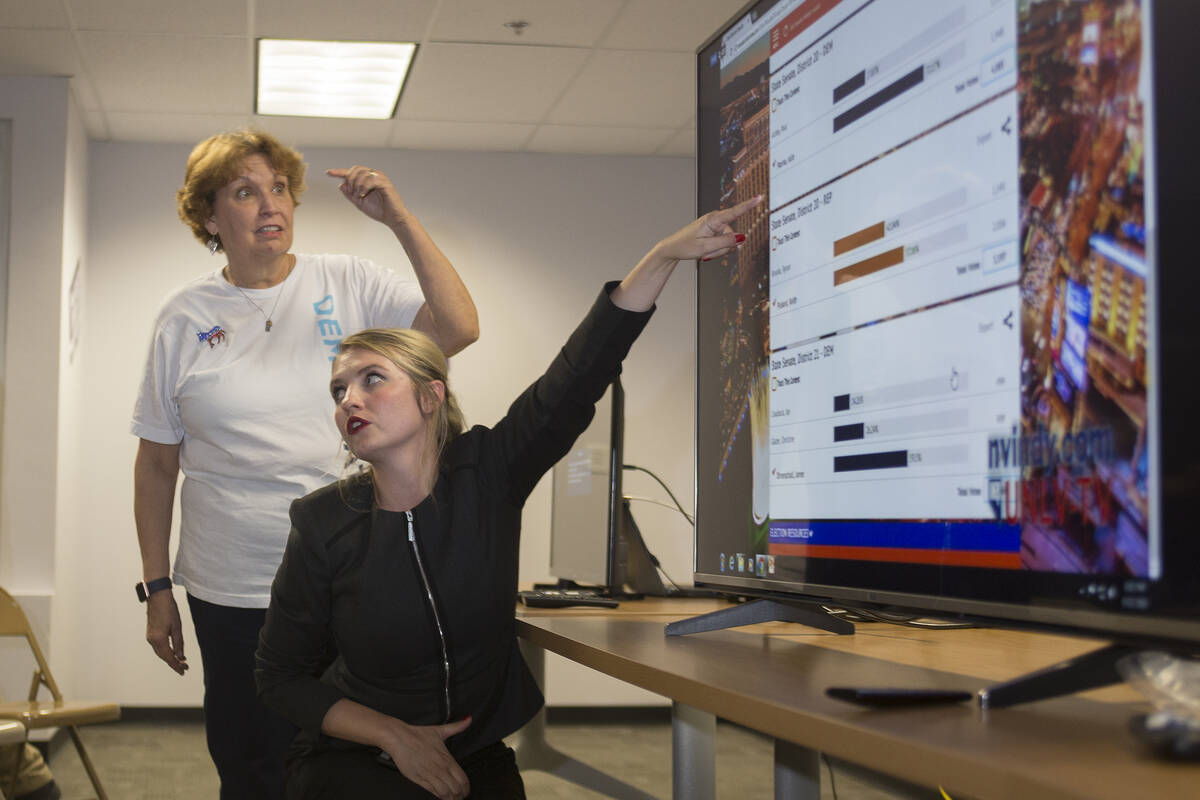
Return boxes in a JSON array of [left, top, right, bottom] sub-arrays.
[[693, 0, 1199, 656]]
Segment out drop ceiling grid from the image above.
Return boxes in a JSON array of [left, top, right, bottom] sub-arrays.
[[0, 0, 754, 154]]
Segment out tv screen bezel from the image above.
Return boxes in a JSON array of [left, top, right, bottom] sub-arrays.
[[691, 0, 1200, 650]]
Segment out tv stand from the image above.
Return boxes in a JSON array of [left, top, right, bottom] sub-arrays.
[[608, 498, 668, 598], [978, 642, 1137, 708], [664, 598, 854, 636]]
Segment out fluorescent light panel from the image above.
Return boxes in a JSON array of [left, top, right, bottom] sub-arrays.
[[257, 39, 416, 119]]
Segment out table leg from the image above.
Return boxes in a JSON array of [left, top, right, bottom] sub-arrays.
[[512, 640, 659, 800], [671, 701, 715, 800], [774, 738, 820, 800]]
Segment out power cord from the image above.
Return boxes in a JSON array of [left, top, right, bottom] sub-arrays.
[[619, 464, 693, 592], [654, 561, 688, 594], [822, 753, 839, 800], [615, 502, 689, 594], [623, 464, 694, 525], [624, 495, 687, 517]]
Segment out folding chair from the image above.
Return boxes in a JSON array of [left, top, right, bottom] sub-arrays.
[[0, 586, 120, 800]]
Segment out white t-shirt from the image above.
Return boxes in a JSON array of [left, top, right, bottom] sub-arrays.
[[131, 253, 424, 607]]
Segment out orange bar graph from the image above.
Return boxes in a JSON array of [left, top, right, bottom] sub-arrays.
[[833, 220, 886, 256], [833, 245, 904, 286]]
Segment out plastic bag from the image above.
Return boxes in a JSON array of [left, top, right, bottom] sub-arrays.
[[1117, 651, 1200, 718], [1119, 651, 1200, 760]]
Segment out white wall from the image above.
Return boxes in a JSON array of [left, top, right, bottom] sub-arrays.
[[0, 77, 84, 708], [0, 118, 9, 412], [51, 95, 91, 700], [73, 141, 698, 706], [0, 78, 67, 595]]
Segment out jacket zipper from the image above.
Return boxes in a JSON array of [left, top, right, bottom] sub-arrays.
[[406, 510, 452, 724]]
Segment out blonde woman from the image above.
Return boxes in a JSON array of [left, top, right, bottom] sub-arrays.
[[256, 197, 760, 799]]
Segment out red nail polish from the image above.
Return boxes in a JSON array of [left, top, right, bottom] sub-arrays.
[[735, 233, 746, 243]]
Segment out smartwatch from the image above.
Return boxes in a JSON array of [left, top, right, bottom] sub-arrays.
[[136, 577, 173, 603]]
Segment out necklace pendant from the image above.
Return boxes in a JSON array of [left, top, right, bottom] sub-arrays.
[[265, 320, 273, 332]]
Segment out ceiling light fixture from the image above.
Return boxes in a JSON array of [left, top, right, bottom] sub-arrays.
[[256, 39, 417, 119]]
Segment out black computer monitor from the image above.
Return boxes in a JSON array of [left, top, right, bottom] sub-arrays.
[[549, 378, 666, 596]]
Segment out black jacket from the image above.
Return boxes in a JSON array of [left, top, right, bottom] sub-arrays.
[[255, 284, 653, 759]]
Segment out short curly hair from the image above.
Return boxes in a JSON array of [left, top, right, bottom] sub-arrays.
[[176, 129, 307, 252]]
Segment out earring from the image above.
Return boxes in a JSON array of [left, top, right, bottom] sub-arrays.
[[207, 235, 219, 255]]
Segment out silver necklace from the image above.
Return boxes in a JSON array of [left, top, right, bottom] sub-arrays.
[[229, 262, 292, 332]]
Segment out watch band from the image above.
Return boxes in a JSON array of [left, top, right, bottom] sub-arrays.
[[136, 577, 173, 603]]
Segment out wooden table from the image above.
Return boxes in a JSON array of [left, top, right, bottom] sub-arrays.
[[511, 597, 721, 800], [513, 597, 1199, 800]]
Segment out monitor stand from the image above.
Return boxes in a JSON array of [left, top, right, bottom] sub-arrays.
[[609, 498, 668, 598], [978, 642, 1138, 708], [664, 598, 854, 636]]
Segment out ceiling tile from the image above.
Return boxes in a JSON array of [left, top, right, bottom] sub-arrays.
[[656, 127, 696, 157], [601, 0, 748, 52], [0, 30, 82, 76], [254, 0, 436, 42], [0, 0, 70, 28], [251, 115, 393, 149], [67, 0, 249, 35], [78, 33, 251, 114], [547, 50, 693, 128], [103, 112, 253, 142], [431, 0, 623, 47], [526, 125, 675, 156], [397, 43, 587, 123], [0, 0, 724, 155], [388, 120, 534, 152]]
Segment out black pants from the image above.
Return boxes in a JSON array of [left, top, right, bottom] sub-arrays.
[[189, 594, 297, 800], [287, 741, 526, 800]]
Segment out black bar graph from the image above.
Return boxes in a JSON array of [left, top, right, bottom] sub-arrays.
[[834, 394, 851, 412], [833, 422, 865, 442], [833, 450, 908, 472], [833, 65, 924, 133], [833, 70, 866, 103]]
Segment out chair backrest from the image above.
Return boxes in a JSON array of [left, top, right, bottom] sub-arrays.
[[0, 586, 62, 702]]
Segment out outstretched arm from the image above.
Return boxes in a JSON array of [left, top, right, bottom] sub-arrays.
[[485, 196, 765, 502], [327, 166, 480, 356], [611, 195, 762, 312]]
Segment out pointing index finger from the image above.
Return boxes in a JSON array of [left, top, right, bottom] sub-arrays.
[[716, 194, 763, 224]]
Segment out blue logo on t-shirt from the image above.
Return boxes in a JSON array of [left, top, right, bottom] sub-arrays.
[[313, 295, 343, 361]]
